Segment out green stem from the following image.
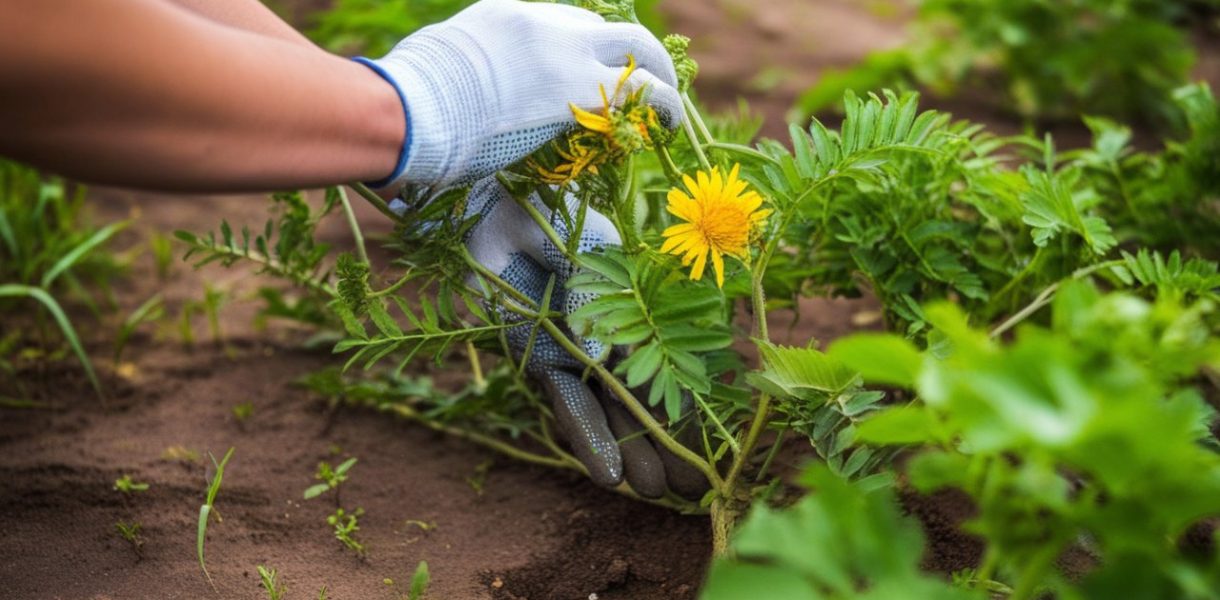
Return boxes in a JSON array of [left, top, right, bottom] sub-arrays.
[[717, 253, 777, 537], [723, 394, 771, 490], [459, 248, 541, 310], [336, 187, 369, 265], [466, 340, 485, 389], [704, 142, 778, 166], [385, 403, 575, 470], [348, 182, 402, 224], [511, 193, 583, 268], [186, 242, 335, 298], [989, 259, 1122, 338], [683, 92, 715, 146], [367, 270, 413, 299], [682, 116, 712, 171], [653, 139, 685, 188], [754, 425, 788, 483], [692, 392, 740, 456]]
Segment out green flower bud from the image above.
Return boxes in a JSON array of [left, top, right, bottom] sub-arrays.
[[663, 34, 699, 92]]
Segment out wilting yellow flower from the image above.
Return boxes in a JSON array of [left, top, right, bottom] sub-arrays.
[[527, 55, 660, 186], [660, 165, 771, 287], [526, 131, 603, 185]]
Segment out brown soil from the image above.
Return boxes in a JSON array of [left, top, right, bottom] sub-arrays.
[[5, 2, 1218, 599]]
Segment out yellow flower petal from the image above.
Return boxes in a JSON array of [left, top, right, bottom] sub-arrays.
[[571, 103, 612, 133], [711, 249, 725, 288], [689, 249, 708, 281]]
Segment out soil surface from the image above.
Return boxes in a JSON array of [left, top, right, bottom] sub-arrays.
[[3, 2, 1218, 599]]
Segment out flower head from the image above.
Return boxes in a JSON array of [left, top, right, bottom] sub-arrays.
[[527, 56, 660, 186], [660, 165, 771, 287], [569, 54, 660, 152]]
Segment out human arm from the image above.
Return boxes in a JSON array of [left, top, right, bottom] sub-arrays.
[[0, 0, 402, 192], [0, 0, 682, 194], [167, 0, 317, 48]]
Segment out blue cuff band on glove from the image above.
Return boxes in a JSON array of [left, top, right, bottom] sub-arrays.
[[353, 56, 412, 189]]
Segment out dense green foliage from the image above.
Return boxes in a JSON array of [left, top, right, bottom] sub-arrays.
[[0, 159, 126, 396], [758, 84, 1220, 338], [796, 0, 1218, 124]]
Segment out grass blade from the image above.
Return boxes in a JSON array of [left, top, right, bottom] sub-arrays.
[[39, 220, 127, 289], [0, 284, 101, 397], [198, 447, 235, 588]]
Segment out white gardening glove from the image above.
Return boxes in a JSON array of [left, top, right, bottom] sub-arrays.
[[355, 0, 684, 190], [454, 178, 708, 499]]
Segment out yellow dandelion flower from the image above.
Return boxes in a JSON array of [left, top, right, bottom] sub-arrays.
[[660, 164, 771, 288]]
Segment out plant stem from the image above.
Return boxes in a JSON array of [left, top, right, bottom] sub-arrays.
[[723, 394, 771, 490], [466, 340, 485, 389], [710, 498, 736, 557], [184, 242, 335, 298], [511, 194, 583, 268], [703, 142, 779, 166], [989, 259, 1122, 338], [336, 187, 369, 265], [754, 425, 788, 482], [367, 271, 413, 299], [460, 248, 541, 310], [710, 252, 778, 556], [384, 403, 574, 470], [653, 139, 685, 187], [683, 118, 712, 171], [348, 182, 403, 224], [683, 93, 715, 146], [693, 392, 740, 456]]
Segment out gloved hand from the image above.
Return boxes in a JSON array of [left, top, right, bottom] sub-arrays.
[[356, 0, 683, 190], [457, 178, 708, 499]]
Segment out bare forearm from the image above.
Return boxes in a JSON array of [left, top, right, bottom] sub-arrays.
[[168, 0, 316, 48], [0, 0, 402, 192]]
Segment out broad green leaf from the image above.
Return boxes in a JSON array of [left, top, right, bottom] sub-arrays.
[[828, 334, 923, 388], [750, 342, 859, 400], [856, 406, 939, 445], [701, 563, 820, 600]]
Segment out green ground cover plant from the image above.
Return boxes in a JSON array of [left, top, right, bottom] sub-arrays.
[[183, 0, 1220, 595]]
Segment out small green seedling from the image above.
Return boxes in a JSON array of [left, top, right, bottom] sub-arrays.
[[149, 232, 175, 280], [113, 294, 164, 365], [465, 460, 493, 497], [114, 521, 144, 558], [384, 561, 430, 600], [231, 401, 254, 424], [197, 447, 235, 587], [317, 585, 329, 600], [203, 283, 226, 344], [257, 565, 286, 600], [304, 457, 357, 504], [327, 507, 366, 556], [409, 561, 430, 600], [114, 474, 149, 494]]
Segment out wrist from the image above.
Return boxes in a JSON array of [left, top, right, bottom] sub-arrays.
[[356, 29, 491, 188], [351, 57, 410, 187]]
